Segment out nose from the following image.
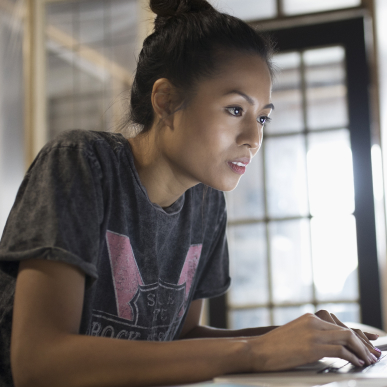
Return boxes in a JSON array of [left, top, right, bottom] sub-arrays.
[[236, 119, 263, 150]]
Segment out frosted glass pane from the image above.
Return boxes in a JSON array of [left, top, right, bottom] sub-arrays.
[[79, 1, 105, 45], [0, 6, 25, 235], [226, 150, 265, 221], [274, 51, 301, 70], [304, 46, 345, 66], [304, 46, 348, 130], [317, 303, 360, 323], [46, 2, 74, 38], [284, 0, 361, 16], [229, 308, 270, 329], [270, 219, 313, 303], [265, 135, 309, 217], [45, 0, 137, 139], [209, 0, 276, 21], [267, 90, 303, 134], [228, 224, 269, 306], [311, 215, 359, 302], [273, 304, 314, 325], [267, 52, 303, 134], [307, 129, 355, 216]]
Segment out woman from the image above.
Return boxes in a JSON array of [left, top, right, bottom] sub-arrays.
[[0, 0, 381, 386]]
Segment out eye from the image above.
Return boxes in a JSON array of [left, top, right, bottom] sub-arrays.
[[257, 116, 271, 125], [226, 107, 243, 117]]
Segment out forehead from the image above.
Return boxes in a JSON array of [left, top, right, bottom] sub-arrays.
[[196, 54, 272, 100]]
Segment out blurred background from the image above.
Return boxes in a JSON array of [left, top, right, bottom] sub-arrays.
[[1, 0, 387, 331]]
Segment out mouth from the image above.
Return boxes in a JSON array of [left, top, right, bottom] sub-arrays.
[[228, 161, 248, 175]]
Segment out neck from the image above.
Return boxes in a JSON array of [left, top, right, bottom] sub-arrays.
[[127, 127, 195, 209]]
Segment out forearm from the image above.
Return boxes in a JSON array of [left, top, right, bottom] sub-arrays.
[[181, 325, 279, 339], [13, 333, 251, 387]]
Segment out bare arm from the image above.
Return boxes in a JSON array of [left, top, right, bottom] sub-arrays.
[[11, 260, 250, 387], [11, 259, 378, 387], [179, 299, 277, 339]]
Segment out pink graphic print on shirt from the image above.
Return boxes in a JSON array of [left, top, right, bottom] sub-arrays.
[[106, 231, 144, 320], [106, 230, 202, 322]]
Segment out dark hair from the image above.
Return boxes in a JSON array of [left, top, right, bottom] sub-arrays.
[[126, 0, 276, 136]]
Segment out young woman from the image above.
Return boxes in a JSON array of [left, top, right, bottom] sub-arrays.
[[0, 0, 381, 386]]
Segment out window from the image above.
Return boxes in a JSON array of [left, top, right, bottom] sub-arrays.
[[227, 45, 361, 327], [211, 18, 382, 330]]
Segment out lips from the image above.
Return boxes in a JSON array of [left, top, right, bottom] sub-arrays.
[[227, 157, 250, 175]]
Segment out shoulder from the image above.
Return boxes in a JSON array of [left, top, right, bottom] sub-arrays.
[[33, 130, 130, 171], [42, 130, 127, 154], [24, 130, 129, 182]]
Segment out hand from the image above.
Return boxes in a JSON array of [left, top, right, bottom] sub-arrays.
[[248, 313, 378, 372], [315, 309, 381, 360]]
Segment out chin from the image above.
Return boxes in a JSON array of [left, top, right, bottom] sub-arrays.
[[204, 177, 240, 192]]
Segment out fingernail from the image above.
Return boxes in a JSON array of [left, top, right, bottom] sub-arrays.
[[359, 360, 365, 366], [375, 348, 382, 353], [371, 353, 378, 362]]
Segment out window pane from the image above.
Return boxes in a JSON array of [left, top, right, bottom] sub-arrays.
[[79, 0, 105, 46], [209, 0, 277, 21], [307, 129, 355, 216], [283, 0, 361, 16], [46, 2, 74, 39], [304, 46, 348, 130], [46, 0, 137, 139], [228, 224, 269, 306], [265, 135, 309, 217], [270, 219, 313, 303], [273, 304, 314, 325], [311, 215, 359, 302], [0, 4, 25, 235], [317, 303, 360, 323], [267, 52, 303, 134], [110, 0, 138, 43], [47, 52, 74, 137], [229, 308, 270, 329], [226, 150, 265, 221]]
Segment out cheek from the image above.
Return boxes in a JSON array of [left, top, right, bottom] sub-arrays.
[[184, 115, 232, 160]]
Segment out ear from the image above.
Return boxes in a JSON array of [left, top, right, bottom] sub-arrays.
[[151, 78, 180, 129]]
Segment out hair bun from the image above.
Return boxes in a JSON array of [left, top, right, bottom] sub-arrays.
[[150, 0, 213, 19]]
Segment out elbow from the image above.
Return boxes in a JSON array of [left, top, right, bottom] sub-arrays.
[[12, 359, 41, 387], [11, 345, 49, 387]]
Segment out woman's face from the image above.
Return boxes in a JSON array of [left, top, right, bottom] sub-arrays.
[[160, 53, 273, 192]]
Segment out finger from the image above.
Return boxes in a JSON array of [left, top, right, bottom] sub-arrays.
[[329, 314, 381, 358], [352, 328, 374, 347], [320, 344, 365, 367], [364, 332, 380, 341], [330, 313, 348, 329], [315, 310, 337, 325], [352, 329, 381, 357], [309, 316, 378, 364], [321, 329, 374, 366], [330, 314, 372, 348]]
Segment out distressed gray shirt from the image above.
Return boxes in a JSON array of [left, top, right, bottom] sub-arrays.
[[0, 130, 230, 386]]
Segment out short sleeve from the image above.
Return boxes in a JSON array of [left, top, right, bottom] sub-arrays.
[[193, 205, 231, 300], [0, 144, 104, 287]]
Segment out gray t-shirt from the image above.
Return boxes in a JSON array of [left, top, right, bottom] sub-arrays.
[[0, 130, 230, 386]]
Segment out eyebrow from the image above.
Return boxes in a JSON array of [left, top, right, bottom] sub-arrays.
[[224, 90, 274, 110]]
